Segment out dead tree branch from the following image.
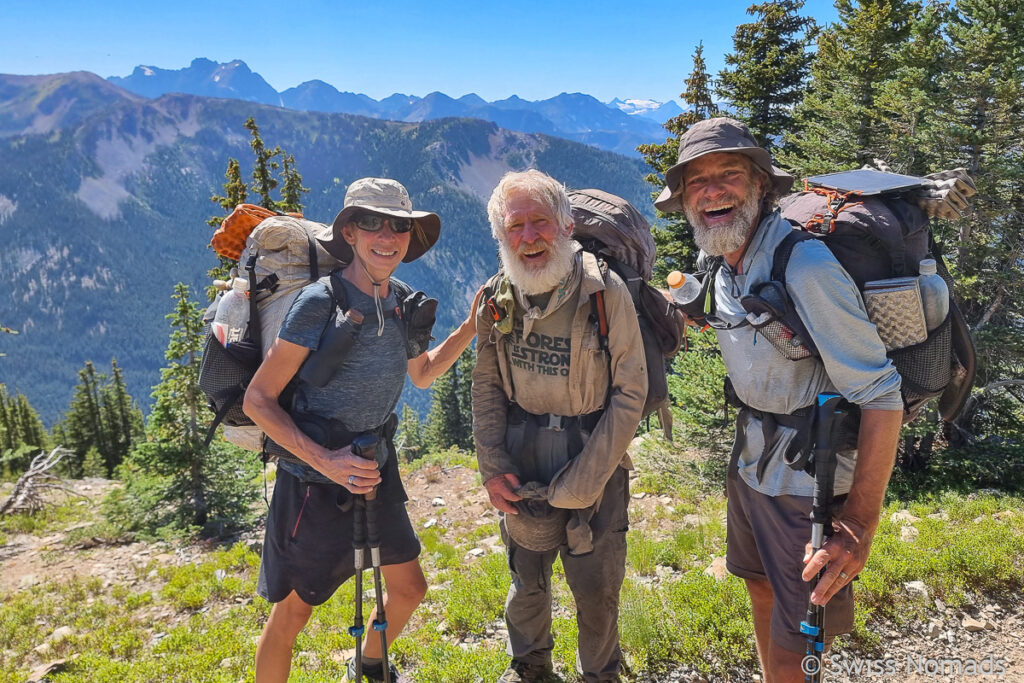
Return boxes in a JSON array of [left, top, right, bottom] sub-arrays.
[[0, 447, 85, 516]]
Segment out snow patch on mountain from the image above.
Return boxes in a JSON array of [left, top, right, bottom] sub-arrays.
[[0, 195, 17, 225]]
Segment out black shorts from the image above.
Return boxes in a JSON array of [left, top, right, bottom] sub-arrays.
[[257, 468, 421, 606]]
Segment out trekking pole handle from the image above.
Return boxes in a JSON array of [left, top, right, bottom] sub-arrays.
[[811, 393, 845, 533], [352, 433, 382, 501]]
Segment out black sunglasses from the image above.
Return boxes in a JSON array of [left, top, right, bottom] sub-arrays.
[[353, 213, 414, 234]]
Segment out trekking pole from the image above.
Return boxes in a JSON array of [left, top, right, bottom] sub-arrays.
[[349, 497, 367, 680], [800, 393, 846, 683], [352, 434, 391, 683]]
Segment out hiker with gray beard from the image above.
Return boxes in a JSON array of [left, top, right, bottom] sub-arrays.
[[472, 170, 647, 683], [655, 118, 903, 682]]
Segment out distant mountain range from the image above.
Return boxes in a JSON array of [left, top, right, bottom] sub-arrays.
[[107, 58, 682, 157], [0, 70, 654, 422]]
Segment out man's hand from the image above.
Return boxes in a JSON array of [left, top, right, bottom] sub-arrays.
[[801, 517, 874, 606], [484, 473, 523, 514]]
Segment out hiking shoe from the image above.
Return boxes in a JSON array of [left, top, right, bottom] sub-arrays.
[[344, 657, 406, 682], [497, 659, 555, 683]]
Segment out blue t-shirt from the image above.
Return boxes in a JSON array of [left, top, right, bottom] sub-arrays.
[[276, 275, 412, 485]]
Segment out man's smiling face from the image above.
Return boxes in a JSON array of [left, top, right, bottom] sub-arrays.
[[681, 152, 763, 258]]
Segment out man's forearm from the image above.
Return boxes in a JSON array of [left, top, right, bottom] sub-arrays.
[[841, 408, 903, 534]]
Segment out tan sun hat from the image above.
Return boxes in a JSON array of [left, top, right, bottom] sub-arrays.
[[654, 117, 794, 213], [319, 177, 441, 263], [504, 498, 570, 553]]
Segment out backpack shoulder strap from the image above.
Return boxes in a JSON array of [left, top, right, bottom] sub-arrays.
[[771, 230, 816, 285], [244, 253, 262, 351], [326, 268, 349, 314], [389, 277, 414, 301], [588, 257, 611, 352]]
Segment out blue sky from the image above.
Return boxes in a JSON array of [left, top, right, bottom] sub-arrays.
[[1, 0, 838, 103]]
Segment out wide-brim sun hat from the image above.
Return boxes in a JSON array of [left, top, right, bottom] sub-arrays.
[[504, 499, 570, 553], [654, 117, 794, 213], [319, 177, 441, 263]]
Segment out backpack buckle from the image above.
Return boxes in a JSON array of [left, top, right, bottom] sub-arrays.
[[544, 414, 564, 431]]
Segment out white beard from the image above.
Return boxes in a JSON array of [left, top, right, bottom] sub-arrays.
[[685, 191, 761, 256], [499, 234, 575, 295]]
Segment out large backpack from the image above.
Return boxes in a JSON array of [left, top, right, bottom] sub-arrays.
[[198, 212, 343, 450], [698, 171, 976, 427], [568, 189, 686, 418]]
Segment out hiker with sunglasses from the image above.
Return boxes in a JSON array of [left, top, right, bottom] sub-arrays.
[[655, 119, 904, 682], [472, 170, 647, 683], [244, 178, 481, 683]]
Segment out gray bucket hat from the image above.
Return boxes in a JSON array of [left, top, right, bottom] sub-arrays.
[[654, 117, 794, 213], [319, 177, 441, 263], [504, 498, 570, 553]]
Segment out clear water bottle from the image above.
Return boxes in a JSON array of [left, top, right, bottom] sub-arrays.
[[918, 259, 949, 331], [667, 271, 702, 305], [212, 277, 250, 346]]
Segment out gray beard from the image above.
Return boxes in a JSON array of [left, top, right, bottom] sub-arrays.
[[685, 193, 761, 257], [499, 235, 575, 295]]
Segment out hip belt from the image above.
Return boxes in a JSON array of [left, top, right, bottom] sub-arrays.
[[265, 412, 398, 467], [507, 402, 603, 433]]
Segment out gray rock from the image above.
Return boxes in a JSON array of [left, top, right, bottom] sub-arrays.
[[962, 616, 986, 632], [904, 580, 929, 598], [704, 557, 729, 581], [47, 626, 73, 642], [890, 509, 920, 524]]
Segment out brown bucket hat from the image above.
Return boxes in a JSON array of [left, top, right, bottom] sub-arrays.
[[319, 177, 441, 263], [654, 117, 794, 213], [504, 498, 570, 553]]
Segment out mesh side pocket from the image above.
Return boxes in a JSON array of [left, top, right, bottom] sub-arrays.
[[198, 331, 259, 427], [748, 313, 815, 361], [890, 314, 952, 407]]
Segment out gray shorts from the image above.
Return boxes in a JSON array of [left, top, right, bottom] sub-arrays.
[[726, 468, 855, 653]]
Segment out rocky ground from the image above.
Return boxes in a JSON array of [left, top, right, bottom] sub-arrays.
[[2, 468, 1022, 682]]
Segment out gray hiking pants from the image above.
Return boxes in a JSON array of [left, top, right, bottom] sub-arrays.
[[499, 466, 629, 682]]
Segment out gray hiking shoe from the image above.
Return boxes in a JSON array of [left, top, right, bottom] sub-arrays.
[[497, 660, 555, 683]]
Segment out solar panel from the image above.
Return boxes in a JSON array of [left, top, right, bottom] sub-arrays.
[[805, 169, 924, 196]]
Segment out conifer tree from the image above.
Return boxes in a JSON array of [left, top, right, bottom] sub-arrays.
[[717, 0, 818, 153], [106, 284, 259, 536], [99, 359, 144, 472], [871, 0, 948, 174], [929, 0, 1024, 384], [638, 42, 719, 280], [779, 0, 920, 176], [207, 158, 249, 228], [424, 347, 475, 451], [0, 387, 48, 474], [244, 117, 280, 211], [396, 404, 426, 462], [278, 153, 309, 214], [63, 361, 107, 471]]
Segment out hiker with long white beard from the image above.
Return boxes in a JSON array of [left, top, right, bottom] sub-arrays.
[[244, 177, 481, 683], [472, 170, 647, 683]]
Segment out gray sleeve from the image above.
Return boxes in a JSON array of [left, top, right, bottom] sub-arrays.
[[278, 282, 334, 350], [786, 240, 903, 411]]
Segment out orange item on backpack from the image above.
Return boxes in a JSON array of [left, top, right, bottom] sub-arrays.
[[210, 204, 304, 260]]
